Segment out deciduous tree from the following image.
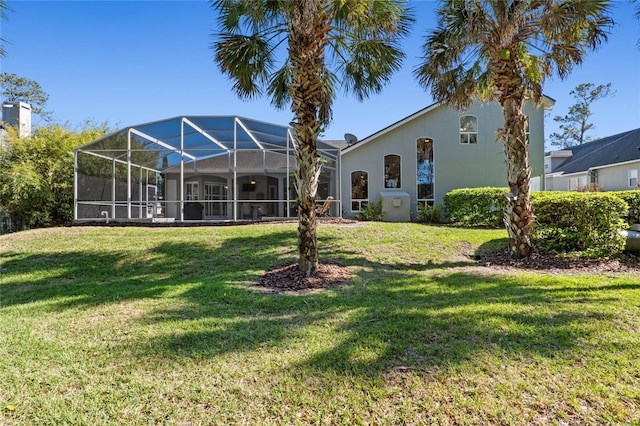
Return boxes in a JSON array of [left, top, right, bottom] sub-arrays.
[[0, 122, 108, 230]]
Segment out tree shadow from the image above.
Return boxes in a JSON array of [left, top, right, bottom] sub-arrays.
[[0, 230, 299, 311], [2, 227, 635, 378]]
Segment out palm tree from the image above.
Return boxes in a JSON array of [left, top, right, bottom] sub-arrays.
[[414, 0, 613, 258], [212, 0, 412, 274]]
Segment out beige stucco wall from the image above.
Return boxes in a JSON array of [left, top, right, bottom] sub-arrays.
[[340, 99, 546, 219], [545, 162, 640, 192], [596, 162, 640, 191]]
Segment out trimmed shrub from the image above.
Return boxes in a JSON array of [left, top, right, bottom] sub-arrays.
[[355, 197, 383, 221], [442, 187, 629, 257], [415, 203, 444, 224], [531, 192, 628, 257], [610, 191, 640, 224], [443, 187, 507, 227]]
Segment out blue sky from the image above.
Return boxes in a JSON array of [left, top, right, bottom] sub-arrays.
[[1, 0, 639, 148]]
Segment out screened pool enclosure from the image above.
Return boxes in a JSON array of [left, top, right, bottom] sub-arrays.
[[75, 116, 341, 223]]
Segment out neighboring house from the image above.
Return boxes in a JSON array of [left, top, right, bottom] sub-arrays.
[[0, 102, 32, 141], [0, 102, 32, 233], [340, 97, 553, 221], [545, 128, 640, 192]]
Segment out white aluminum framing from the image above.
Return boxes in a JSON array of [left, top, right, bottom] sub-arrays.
[[74, 116, 341, 223]]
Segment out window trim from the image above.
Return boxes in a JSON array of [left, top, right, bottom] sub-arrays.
[[629, 169, 638, 188], [416, 136, 435, 205], [383, 153, 402, 189], [459, 115, 478, 145], [350, 170, 369, 212]]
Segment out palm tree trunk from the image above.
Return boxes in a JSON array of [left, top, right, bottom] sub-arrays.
[[293, 136, 320, 275], [499, 97, 534, 258], [288, 0, 330, 275]]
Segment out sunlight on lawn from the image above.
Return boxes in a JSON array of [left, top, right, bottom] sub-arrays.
[[1, 223, 638, 425]]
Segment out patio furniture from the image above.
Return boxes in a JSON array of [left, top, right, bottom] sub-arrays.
[[315, 196, 334, 217]]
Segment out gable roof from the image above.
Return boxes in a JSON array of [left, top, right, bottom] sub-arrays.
[[552, 128, 640, 174], [341, 101, 442, 155], [341, 95, 555, 155]]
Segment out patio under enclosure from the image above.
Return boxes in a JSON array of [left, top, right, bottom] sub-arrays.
[[74, 116, 341, 223]]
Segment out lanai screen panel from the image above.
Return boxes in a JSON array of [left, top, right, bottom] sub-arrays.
[[75, 116, 340, 221]]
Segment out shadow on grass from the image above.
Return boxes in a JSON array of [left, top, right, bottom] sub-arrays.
[[1, 227, 636, 377]]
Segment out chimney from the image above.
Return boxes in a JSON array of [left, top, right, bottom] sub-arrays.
[[2, 102, 32, 138]]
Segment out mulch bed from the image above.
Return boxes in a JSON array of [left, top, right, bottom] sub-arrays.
[[256, 251, 639, 293], [476, 249, 640, 274], [256, 262, 352, 292]]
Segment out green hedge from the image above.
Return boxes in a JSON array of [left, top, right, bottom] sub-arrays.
[[443, 188, 629, 257], [610, 191, 640, 224], [531, 192, 628, 257], [443, 188, 507, 227]]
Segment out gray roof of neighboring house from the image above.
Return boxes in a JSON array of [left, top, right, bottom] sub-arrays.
[[552, 128, 640, 174]]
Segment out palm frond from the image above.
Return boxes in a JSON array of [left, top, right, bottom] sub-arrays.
[[213, 33, 275, 99], [329, 0, 413, 101], [267, 60, 292, 110], [415, 0, 614, 108], [211, 0, 288, 33], [0, 1, 9, 57], [340, 39, 405, 101]]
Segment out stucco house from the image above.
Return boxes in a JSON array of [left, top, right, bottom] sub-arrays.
[[339, 97, 553, 221], [545, 128, 640, 192], [74, 98, 552, 224]]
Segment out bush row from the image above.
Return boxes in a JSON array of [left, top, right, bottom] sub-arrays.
[[442, 188, 636, 257]]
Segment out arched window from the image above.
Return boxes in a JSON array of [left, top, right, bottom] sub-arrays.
[[417, 137, 434, 205], [351, 171, 368, 211], [384, 154, 401, 188], [459, 115, 477, 144]]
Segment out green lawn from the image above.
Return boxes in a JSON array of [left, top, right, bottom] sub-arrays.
[[1, 222, 638, 425]]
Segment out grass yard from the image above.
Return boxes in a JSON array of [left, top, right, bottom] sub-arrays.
[[1, 222, 639, 425]]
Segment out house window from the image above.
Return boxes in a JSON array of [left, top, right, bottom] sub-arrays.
[[459, 115, 477, 144], [185, 181, 199, 200], [569, 176, 587, 191], [629, 169, 638, 188], [417, 137, 434, 204], [384, 154, 401, 188], [351, 171, 368, 211]]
